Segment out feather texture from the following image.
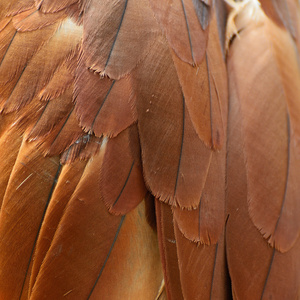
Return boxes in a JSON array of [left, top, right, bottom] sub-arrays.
[[82, 0, 160, 79], [149, 0, 209, 65], [227, 3, 300, 252], [99, 126, 147, 215], [74, 58, 136, 137]]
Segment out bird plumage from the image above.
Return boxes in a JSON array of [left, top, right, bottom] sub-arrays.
[[0, 0, 299, 299]]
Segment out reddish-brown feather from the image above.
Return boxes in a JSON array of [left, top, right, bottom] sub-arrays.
[[28, 160, 87, 296], [82, 0, 160, 79], [35, 0, 79, 13], [0, 140, 60, 300], [28, 148, 163, 300], [0, 18, 81, 113], [0, 126, 22, 209], [173, 222, 230, 300], [99, 126, 147, 215], [173, 148, 226, 245], [149, 0, 209, 65], [134, 35, 213, 208], [12, 8, 67, 31], [155, 200, 184, 300], [75, 58, 136, 137], [39, 58, 75, 101], [226, 56, 300, 299], [228, 8, 300, 252]]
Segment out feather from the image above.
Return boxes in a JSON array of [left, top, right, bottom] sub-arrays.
[[227, 3, 300, 252], [0, 18, 82, 113], [149, 0, 209, 65], [12, 8, 67, 31], [60, 135, 103, 164], [134, 36, 213, 208], [0, 0, 35, 19], [0, 140, 60, 300], [155, 200, 184, 300], [174, 222, 231, 300], [74, 58, 136, 137], [24, 88, 74, 141], [260, 0, 296, 38], [38, 58, 75, 101], [0, 126, 22, 209], [28, 160, 87, 295], [173, 149, 225, 245], [192, 0, 211, 30], [82, 0, 160, 79], [226, 66, 300, 299], [28, 147, 163, 299], [171, 6, 226, 150], [0, 23, 60, 112], [35, 0, 79, 13], [99, 126, 147, 215]]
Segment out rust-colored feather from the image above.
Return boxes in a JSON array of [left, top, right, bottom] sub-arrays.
[[12, 8, 67, 31], [226, 47, 300, 299], [149, 0, 209, 65], [173, 148, 225, 245], [82, 0, 160, 79], [74, 58, 136, 137], [227, 3, 300, 252], [174, 222, 231, 300], [28, 159, 87, 296], [35, 0, 79, 13], [0, 18, 81, 113], [0, 140, 60, 300], [99, 126, 147, 215], [155, 200, 184, 300], [27, 148, 163, 299], [134, 35, 213, 208]]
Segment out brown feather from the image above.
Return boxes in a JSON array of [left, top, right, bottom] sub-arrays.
[[260, 0, 296, 38], [226, 61, 300, 299], [174, 222, 230, 300], [149, 0, 209, 65], [60, 135, 102, 164], [155, 200, 184, 300], [35, 0, 79, 13], [0, 23, 60, 112], [75, 58, 136, 137], [28, 148, 163, 299], [99, 126, 147, 215], [173, 148, 225, 245], [12, 8, 67, 31], [82, 0, 160, 79], [0, 18, 81, 113], [0, 0, 35, 19], [0, 125, 22, 209], [134, 35, 213, 208], [39, 58, 75, 101], [227, 5, 300, 252], [28, 160, 87, 296], [0, 140, 60, 300]]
